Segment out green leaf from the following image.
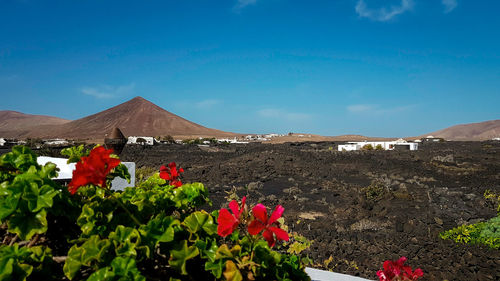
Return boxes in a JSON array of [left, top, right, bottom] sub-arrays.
[[0, 244, 34, 281], [183, 210, 217, 236], [38, 162, 59, 179], [215, 244, 240, 260], [10, 146, 38, 171], [109, 226, 146, 258], [110, 257, 145, 281], [139, 214, 179, 245], [76, 201, 116, 236], [63, 235, 112, 280], [7, 209, 48, 240], [28, 245, 52, 264], [108, 164, 131, 184], [169, 240, 199, 275], [205, 260, 224, 279], [172, 182, 210, 209], [223, 260, 243, 281], [86, 257, 146, 281], [0, 183, 21, 221], [61, 145, 89, 164], [195, 238, 218, 262], [86, 268, 116, 281]]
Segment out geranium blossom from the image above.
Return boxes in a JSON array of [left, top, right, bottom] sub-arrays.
[[68, 146, 120, 194], [247, 203, 289, 247], [217, 196, 246, 237], [377, 257, 423, 281], [159, 162, 184, 187]]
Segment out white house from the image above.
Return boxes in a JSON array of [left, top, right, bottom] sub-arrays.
[[217, 137, 249, 144], [0, 138, 5, 146], [44, 139, 69, 146], [338, 139, 418, 151], [127, 136, 156, 146]]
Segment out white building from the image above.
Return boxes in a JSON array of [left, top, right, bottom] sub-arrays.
[[0, 138, 5, 146], [217, 137, 249, 144], [44, 139, 69, 146], [338, 139, 418, 151], [127, 136, 156, 146]]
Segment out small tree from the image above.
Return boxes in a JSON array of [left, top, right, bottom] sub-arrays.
[[362, 144, 374, 151], [162, 135, 175, 144], [375, 144, 384, 151]]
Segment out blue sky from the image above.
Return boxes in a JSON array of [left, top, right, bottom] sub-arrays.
[[1, 0, 499, 137]]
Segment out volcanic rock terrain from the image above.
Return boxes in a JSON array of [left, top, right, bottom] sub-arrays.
[[113, 141, 500, 280]]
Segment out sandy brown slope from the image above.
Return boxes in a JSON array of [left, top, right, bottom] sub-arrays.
[[0, 111, 70, 138], [425, 119, 500, 141], [12, 97, 238, 140]]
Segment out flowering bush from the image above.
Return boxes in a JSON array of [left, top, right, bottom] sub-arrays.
[[159, 162, 184, 187], [247, 204, 289, 247], [68, 146, 120, 194], [377, 257, 423, 281], [0, 146, 310, 281]]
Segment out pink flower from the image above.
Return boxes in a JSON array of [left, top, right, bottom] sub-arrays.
[[159, 162, 184, 188], [217, 196, 246, 237], [247, 204, 289, 247], [377, 257, 423, 281]]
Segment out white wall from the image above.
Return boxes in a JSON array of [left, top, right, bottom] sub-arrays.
[[338, 140, 418, 151], [127, 136, 155, 145]]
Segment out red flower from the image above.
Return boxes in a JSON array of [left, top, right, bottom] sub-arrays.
[[68, 146, 121, 195], [377, 257, 423, 281], [217, 196, 246, 237], [159, 162, 184, 188], [247, 204, 289, 247]]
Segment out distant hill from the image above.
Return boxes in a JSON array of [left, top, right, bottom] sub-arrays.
[[0, 97, 238, 140], [424, 119, 500, 141], [0, 111, 70, 137]]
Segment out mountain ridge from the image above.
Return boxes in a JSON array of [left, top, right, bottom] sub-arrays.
[[0, 97, 237, 140], [424, 119, 500, 141]]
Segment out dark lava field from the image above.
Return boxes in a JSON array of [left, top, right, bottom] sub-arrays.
[[118, 141, 500, 281]]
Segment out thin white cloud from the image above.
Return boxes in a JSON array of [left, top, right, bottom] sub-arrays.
[[347, 104, 415, 115], [81, 83, 135, 99], [355, 0, 414, 22], [195, 99, 221, 109], [442, 0, 457, 13], [234, 0, 258, 10], [257, 108, 312, 121]]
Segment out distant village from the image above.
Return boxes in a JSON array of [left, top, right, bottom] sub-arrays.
[[2, 129, 500, 151]]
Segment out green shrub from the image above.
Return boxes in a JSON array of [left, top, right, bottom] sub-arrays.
[[440, 215, 500, 249], [484, 189, 500, 214], [135, 166, 157, 185], [361, 144, 373, 151], [361, 181, 386, 202]]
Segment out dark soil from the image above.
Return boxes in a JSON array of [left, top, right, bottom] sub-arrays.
[[117, 141, 500, 281]]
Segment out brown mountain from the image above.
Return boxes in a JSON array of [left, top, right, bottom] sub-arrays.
[[424, 119, 500, 141], [1, 97, 238, 140], [0, 111, 70, 137]]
